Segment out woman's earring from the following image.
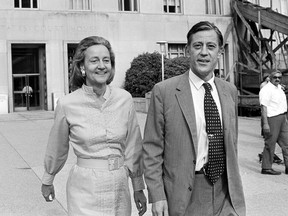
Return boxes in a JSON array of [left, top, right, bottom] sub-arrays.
[[81, 68, 86, 77]]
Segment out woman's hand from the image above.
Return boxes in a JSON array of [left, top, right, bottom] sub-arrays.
[[134, 190, 147, 216], [41, 184, 55, 202]]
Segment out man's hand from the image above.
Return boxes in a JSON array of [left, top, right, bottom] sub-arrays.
[[134, 190, 147, 216], [152, 200, 169, 216], [262, 123, 270, 135], [41, 184, 55, 202]]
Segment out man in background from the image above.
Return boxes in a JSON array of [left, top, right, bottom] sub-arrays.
[[259, 70, 288, 175]]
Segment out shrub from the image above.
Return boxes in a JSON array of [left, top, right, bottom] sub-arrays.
[[124, 52, 189, 97], [164, 56, 190, 78]]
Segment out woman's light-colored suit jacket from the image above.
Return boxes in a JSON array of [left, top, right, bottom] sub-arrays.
[[143, 71, 246, 216]]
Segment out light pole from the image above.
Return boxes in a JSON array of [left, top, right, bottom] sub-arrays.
[[157, 41, 167, 81]]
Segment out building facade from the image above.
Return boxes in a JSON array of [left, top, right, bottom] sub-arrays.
[[0, 0, 235, 113]]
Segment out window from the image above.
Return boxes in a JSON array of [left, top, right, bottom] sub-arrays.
[[206, 0, 222, 15], [118, 0, 138, 12], [67, 44, 78, 92], [163, 0, 182, 13], [167, 43, 186, 58], [222, 44, 229, 80], [214, 44, 228, 80], [14, 0, 38, 8], [69, 0, 90, 10]]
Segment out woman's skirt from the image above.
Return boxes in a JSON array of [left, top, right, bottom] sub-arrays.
[[66, 158, 131, 216]]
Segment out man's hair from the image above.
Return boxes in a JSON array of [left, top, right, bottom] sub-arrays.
[[186, 21, 223, 47], [269, 70, 282, 79]]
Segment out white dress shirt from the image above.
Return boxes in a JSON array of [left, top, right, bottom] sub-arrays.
[[188, 70, 223, 171], [259, 81, 287, 117]]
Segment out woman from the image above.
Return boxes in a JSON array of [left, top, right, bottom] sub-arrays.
[[41, 36, 147, 216]]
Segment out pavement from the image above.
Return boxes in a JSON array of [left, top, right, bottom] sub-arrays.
[[0, 111, 287, 216]]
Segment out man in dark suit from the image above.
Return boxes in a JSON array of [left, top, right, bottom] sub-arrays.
[[143, 21, 246, 215]]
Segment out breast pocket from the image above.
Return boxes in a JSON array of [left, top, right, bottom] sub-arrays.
[[106, 114, 127, 143]]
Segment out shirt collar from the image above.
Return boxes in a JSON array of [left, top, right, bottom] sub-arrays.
[[267, 81, 281, 89], [82, 84, 111, 100], [103, 85, 110, 100], [189, 69, 215, 91]]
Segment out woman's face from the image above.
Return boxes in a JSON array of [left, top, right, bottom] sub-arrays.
[[82, 45, 112, 87]]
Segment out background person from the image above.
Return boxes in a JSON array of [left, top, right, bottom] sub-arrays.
[[259, 70, 288, 175], [260, 74, 270, 89], [22, 85, 33, 97], [260, 74, 270, 137], [258, 73, 282, 164], [143, 21, 245, 216], [41, 36, 147, 215]]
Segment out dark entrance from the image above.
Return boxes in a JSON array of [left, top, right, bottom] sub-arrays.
[[12, 44, 47, 111], [68, 43, 78, 93]]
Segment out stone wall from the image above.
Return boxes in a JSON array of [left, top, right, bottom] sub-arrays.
[[133, 92, 151, 113]]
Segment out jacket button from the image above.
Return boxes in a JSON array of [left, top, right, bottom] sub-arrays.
[[188, 186, 192, 191]]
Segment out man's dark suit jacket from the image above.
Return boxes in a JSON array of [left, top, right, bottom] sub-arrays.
[[143, 71, 246, 216]]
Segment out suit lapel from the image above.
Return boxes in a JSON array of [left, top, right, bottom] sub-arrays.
[[214, 78, 231, 146], [174, 75, 232, 157], [175, 72, 198, 156]]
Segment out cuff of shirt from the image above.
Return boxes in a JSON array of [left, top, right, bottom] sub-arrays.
[[41, 171, 55, 185], [131, 175, 145, 191]]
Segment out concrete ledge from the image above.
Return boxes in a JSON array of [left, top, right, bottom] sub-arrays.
[[133, 92, 151, 113], [133, 97, 146, 113]]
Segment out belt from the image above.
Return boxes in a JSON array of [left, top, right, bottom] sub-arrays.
[[270, 112, 287, 118], [77, 156, 124, 171]]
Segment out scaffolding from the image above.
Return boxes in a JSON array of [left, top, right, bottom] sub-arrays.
[[232, 0, 288, 115]]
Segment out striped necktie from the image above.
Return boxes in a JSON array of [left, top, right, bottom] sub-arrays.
[[203, 82, 225, 184]]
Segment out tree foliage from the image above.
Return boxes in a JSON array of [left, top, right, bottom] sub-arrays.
[[124, 52, 189, 97]]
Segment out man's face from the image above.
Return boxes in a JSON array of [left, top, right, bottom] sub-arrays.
[[185, 30, 222, 81], [270, 72, 282, 87]]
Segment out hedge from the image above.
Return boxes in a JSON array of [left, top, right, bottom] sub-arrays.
[[124, 52, 190, 97]]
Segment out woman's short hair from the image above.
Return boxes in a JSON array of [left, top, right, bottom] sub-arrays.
[[69, 36, 115, 91]]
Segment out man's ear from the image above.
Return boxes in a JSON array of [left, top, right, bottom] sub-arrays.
[[185, 45, 190, 57], [218, 47, 224, 58]]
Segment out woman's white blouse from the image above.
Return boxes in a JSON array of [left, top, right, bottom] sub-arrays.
[[42, 84, 145, 191]]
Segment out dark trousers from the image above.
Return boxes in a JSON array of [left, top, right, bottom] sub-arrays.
[[262, 114, 288, 169], [185, 172, 236, 216]]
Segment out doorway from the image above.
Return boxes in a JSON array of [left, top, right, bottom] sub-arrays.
[[12, 44, 47, 111], [68, 43, 78, 93]]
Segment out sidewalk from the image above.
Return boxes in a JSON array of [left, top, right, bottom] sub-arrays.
[[0, 111, 287, 216]]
